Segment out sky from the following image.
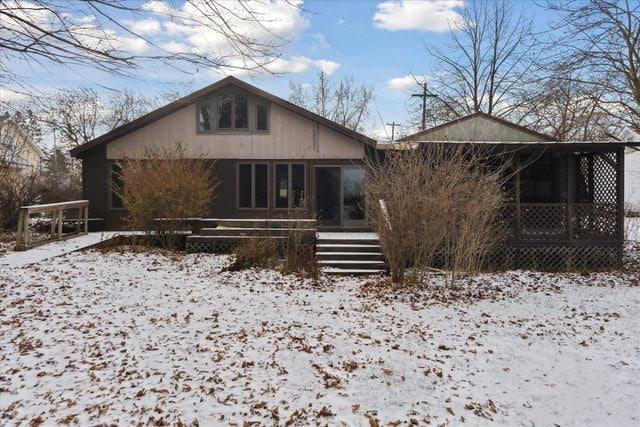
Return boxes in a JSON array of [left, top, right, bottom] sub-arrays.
[[2, 0, 558, 142]]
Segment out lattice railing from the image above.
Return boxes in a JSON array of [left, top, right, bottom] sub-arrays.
[[572, 203, 620, 240], [519, 204, 568, 241], [503, 203, 621, 243]]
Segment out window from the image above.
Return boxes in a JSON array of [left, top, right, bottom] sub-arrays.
[[217, 94, 232, 129], [199, 104, 212, 132], [235, 95, 248, 129], [238, 163, 268, 208], [256, 103, 268, 131], [198, 94, 269, 133], [275, 163, 305, 208], [110, 162, 124, 209]]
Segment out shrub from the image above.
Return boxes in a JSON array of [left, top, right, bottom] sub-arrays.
[[0, 170, 39, 230], [227, 237, 280, 271], [281, 196, 319, 278], [365, 144, 508, 285], [112, 144, 219, 249]]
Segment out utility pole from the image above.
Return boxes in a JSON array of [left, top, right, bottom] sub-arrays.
[[411, 82, 438, 131], [386, 122, 402, 142]]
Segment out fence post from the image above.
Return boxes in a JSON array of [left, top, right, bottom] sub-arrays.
[[57, 209, 63, 239], [84, 206, 89, 233], [50, 211, 56, 238], [15, 208, 26, 250]]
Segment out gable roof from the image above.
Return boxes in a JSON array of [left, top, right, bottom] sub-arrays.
[[70, 76, 376, 157], [0, 116, 44, 158], [398, 111, 557, 143]]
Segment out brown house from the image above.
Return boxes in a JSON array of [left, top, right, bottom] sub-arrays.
[[70, 76, 377, 230], [400, 111, 639, 269]]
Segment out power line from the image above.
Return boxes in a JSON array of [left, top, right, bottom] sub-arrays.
[[411, 82, 438, 131], [386, 122, 402, 142]]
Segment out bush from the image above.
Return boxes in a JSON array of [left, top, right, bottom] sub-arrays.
[[0, 170, 39, 230], [281, 196, 319, 278], [365, 144, 508, 285], [227, 237, 280, 271], [112, 145, 219, 249]]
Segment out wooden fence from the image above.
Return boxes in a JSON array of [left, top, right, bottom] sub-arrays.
[[15, 200, 89, 251]]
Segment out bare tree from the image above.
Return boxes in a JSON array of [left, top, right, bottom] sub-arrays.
[[289, 71, 374, 132], [546, 0, 640, 131], [101, 89, 155, 131], [519, 65, 616, 140], [0, 0, 302, 95], [425, 0, 538, 118], [45, 88, 102, 148]]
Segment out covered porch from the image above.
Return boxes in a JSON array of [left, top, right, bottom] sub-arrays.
[[499, 145, 626, 269]]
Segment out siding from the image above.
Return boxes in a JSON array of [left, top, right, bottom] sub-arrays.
[[417, 115, 548, 143], [106, 103, 365, 160]]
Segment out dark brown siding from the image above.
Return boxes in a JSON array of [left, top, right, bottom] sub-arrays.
[[80, 145, 108, 230]]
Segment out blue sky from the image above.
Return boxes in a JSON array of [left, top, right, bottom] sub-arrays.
[[2, 0, 558, 141]]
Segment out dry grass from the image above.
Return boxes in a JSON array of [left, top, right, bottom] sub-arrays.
[[112, 144, 219, 249], [227, 237, 280, 271], [281, 197, 319, 278], [365, 144, 508, 285]]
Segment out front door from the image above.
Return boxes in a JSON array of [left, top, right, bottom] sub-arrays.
[[314, 166, 367, 227], [315, 167, 341, 225], [342, 167, 367, 227]]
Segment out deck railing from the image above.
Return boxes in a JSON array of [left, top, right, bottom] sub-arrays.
[[501, 202, 620, 243], [15, 200, 89, 251]]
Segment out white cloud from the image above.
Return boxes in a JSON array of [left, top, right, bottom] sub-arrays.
[[387, 74, 429, 91], [313, 59, 340, 75], [311, 33, 329, 51], [335, 18, 345, 25], [159, 41, 190, 54], [125, 19, 162, 35], [0, 88, 28, 102], [266, 57, 340, 75], [373, 0, 464, 32]]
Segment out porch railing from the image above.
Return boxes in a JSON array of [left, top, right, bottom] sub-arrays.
[[15, 200, 89, 251], [501, 203, 620, 243]]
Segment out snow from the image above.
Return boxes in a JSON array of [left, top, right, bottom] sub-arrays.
[[0, 232, 120, 268], [1, 248, 638, 425], [626, 148, 640, 209], [318, 232, 378, 240]]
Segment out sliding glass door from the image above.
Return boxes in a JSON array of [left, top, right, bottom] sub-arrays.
[[314, 166, 367, 228]]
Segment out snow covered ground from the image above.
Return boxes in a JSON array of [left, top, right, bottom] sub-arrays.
[[1, 248, 638, 426]]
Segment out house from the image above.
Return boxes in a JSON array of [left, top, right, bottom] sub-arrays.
[[400, 111, 640, 269], [69, 76, 377, 231], [0, 115, 42, 174]]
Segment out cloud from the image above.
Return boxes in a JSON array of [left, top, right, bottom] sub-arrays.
[[125, 19, 162, 35], [335, 18, 345, 25], [313, 59, 340, 75], [373, 0, 464, 32], [266, 57, 340, 75], [310, 33, 329, 51], [211, 56, 340, 78], [0, 88, 28, 102], [387, 75, 429, 91]]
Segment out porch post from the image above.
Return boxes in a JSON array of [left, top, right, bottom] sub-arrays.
[[515, 154, 521, 242], [617, 148, 625, 264], [567, 152, 574, 241]]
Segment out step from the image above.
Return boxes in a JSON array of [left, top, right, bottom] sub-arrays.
[[318, 260, 386, 270], [316, 243, 382, 253], [321, 267, 386, 276], [200, 227, 316, 239], [317, 239, 380, 246], [199, 218, 317, 229], [187, 235, 289, 243], [316, 252, 385, 261]]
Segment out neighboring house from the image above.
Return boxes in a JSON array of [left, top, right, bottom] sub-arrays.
[[618, 127, 640, 210], [0, 116, 42, 174], [70, 76, 377, 230], [400, 111, 640, 269]]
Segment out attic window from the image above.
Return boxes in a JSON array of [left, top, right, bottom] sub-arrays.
[[197, 93, 269, 133]]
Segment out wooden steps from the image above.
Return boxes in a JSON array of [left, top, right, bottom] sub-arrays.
[[316, 234, 387, 276]]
